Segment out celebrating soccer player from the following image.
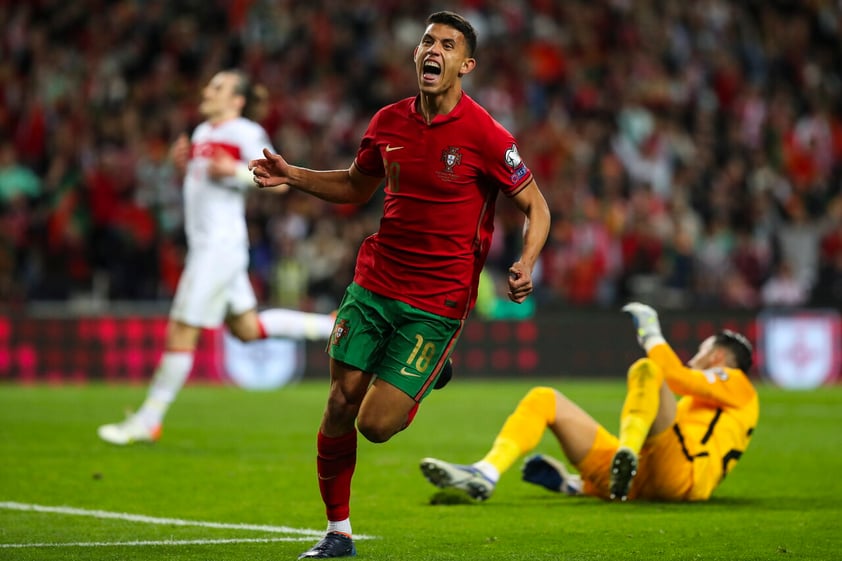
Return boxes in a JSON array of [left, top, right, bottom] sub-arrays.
[[420, 302, 758, 503], [250, 11, 551, 559]]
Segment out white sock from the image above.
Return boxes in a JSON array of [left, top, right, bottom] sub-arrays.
[[135, 351, 194, 427], [326, 519, 352, 536], [258, 309, 335, 341], [472, 460, 500, 484]]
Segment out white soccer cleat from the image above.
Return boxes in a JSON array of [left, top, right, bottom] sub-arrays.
[[97, 415, 161, 445], [420, 457, 495, 501]]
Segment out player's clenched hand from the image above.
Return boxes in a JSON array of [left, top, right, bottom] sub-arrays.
[[506, 261, 533, 303], [249, 148, 292, 189], [622, 302, 665, 350]]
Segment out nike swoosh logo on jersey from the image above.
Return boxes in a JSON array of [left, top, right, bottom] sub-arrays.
[[400, 367, 421, 377], [385, 145, 405, 152]]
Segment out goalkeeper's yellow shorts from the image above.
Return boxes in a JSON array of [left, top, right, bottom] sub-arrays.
[[575, 425, 694, 501]]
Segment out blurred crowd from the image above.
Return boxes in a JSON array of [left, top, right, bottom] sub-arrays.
[[1, 0, 841, 314]]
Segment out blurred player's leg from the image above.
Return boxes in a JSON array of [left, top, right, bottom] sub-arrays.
[[257, 308, 336, 340], [419, 386, 556, 501], [610, 359, 662, 500], [97, 351, 193, 445], [478, 386, 557, 477]]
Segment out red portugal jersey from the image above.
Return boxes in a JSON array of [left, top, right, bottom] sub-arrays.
[[353, 94, 533, 319]]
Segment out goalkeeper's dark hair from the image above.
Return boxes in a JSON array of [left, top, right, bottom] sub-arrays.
[[427, 11, 477, 57], [714, 330, 753, 373]]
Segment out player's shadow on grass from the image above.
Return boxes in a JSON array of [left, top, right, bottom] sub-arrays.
[[428, 489, 821, 513], [513, 493, 819, 513]]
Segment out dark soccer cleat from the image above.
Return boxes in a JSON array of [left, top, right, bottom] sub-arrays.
[[609, 447, 638, 501], [298, 532, 356, 559], [434, 358, 453, 390], [521, 454, 583, 495]]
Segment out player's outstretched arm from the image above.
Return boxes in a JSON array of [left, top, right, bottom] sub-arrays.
[[250, 149, 380, 204]]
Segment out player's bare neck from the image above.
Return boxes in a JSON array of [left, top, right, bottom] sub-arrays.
[[418, 90, 462, 124], [208, 112, 240, 127]]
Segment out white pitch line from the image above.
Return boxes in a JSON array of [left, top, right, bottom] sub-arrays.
[[0, 537, 314, 549], [0, 501, 376, 548]]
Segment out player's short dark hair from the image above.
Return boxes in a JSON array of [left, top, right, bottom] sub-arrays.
[[714, 330, 753, 373], [427, 11, 477, 57], [223, 69, 266, 120], [225, 69, 251, 99]]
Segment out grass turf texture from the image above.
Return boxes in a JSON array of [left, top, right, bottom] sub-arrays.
[[1, 379, 840, 561]]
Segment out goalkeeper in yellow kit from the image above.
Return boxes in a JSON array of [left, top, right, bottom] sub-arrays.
[[420, 302, 759, 502]]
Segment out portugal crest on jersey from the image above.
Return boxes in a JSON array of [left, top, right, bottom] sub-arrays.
[[441, 146, 462, 173]]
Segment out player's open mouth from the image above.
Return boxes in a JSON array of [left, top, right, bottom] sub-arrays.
[[422, 61, 441, 82]]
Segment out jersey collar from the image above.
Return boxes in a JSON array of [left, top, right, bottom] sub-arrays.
[[410, 93, 468, 125]]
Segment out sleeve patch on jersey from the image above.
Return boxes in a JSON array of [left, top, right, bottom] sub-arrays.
[[504, 144, 522, 168], [510, 165, 528, 183]]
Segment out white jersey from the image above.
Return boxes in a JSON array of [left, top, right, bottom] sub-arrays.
[[183, 117, 273, 255], [169, 117, 274, 327]]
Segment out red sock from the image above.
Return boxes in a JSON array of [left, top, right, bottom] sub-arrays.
[[317, 430, 357, 521]]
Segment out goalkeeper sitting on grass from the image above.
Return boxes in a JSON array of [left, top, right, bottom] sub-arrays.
[[421, 302, 758, 502]]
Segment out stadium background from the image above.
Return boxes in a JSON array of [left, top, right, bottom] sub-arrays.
[[1, 0, 840, 385]]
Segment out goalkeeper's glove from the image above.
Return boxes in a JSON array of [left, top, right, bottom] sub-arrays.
[[622, 302, 666, 351]]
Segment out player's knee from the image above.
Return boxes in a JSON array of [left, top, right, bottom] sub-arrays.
[[356, 419, 394, 444], [626, 358, 663, 385], [226, 322, 262, 343], [519, 386, 557, 423], [228, 329, 255, 343]]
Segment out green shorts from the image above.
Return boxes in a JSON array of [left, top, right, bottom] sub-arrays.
[[327, 283, 463, 401]]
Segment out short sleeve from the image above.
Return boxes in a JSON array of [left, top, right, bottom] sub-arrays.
[[482, 119, 532, 197], [353, 111, 386, 178]]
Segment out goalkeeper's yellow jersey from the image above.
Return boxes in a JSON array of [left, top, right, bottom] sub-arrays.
[[648, 342, 759, 500]]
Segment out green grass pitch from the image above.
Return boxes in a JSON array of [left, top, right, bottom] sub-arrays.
[[1, 379, 840, 560]]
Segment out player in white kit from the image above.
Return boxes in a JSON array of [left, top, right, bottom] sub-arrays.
[[98, 70, 336, 445]]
